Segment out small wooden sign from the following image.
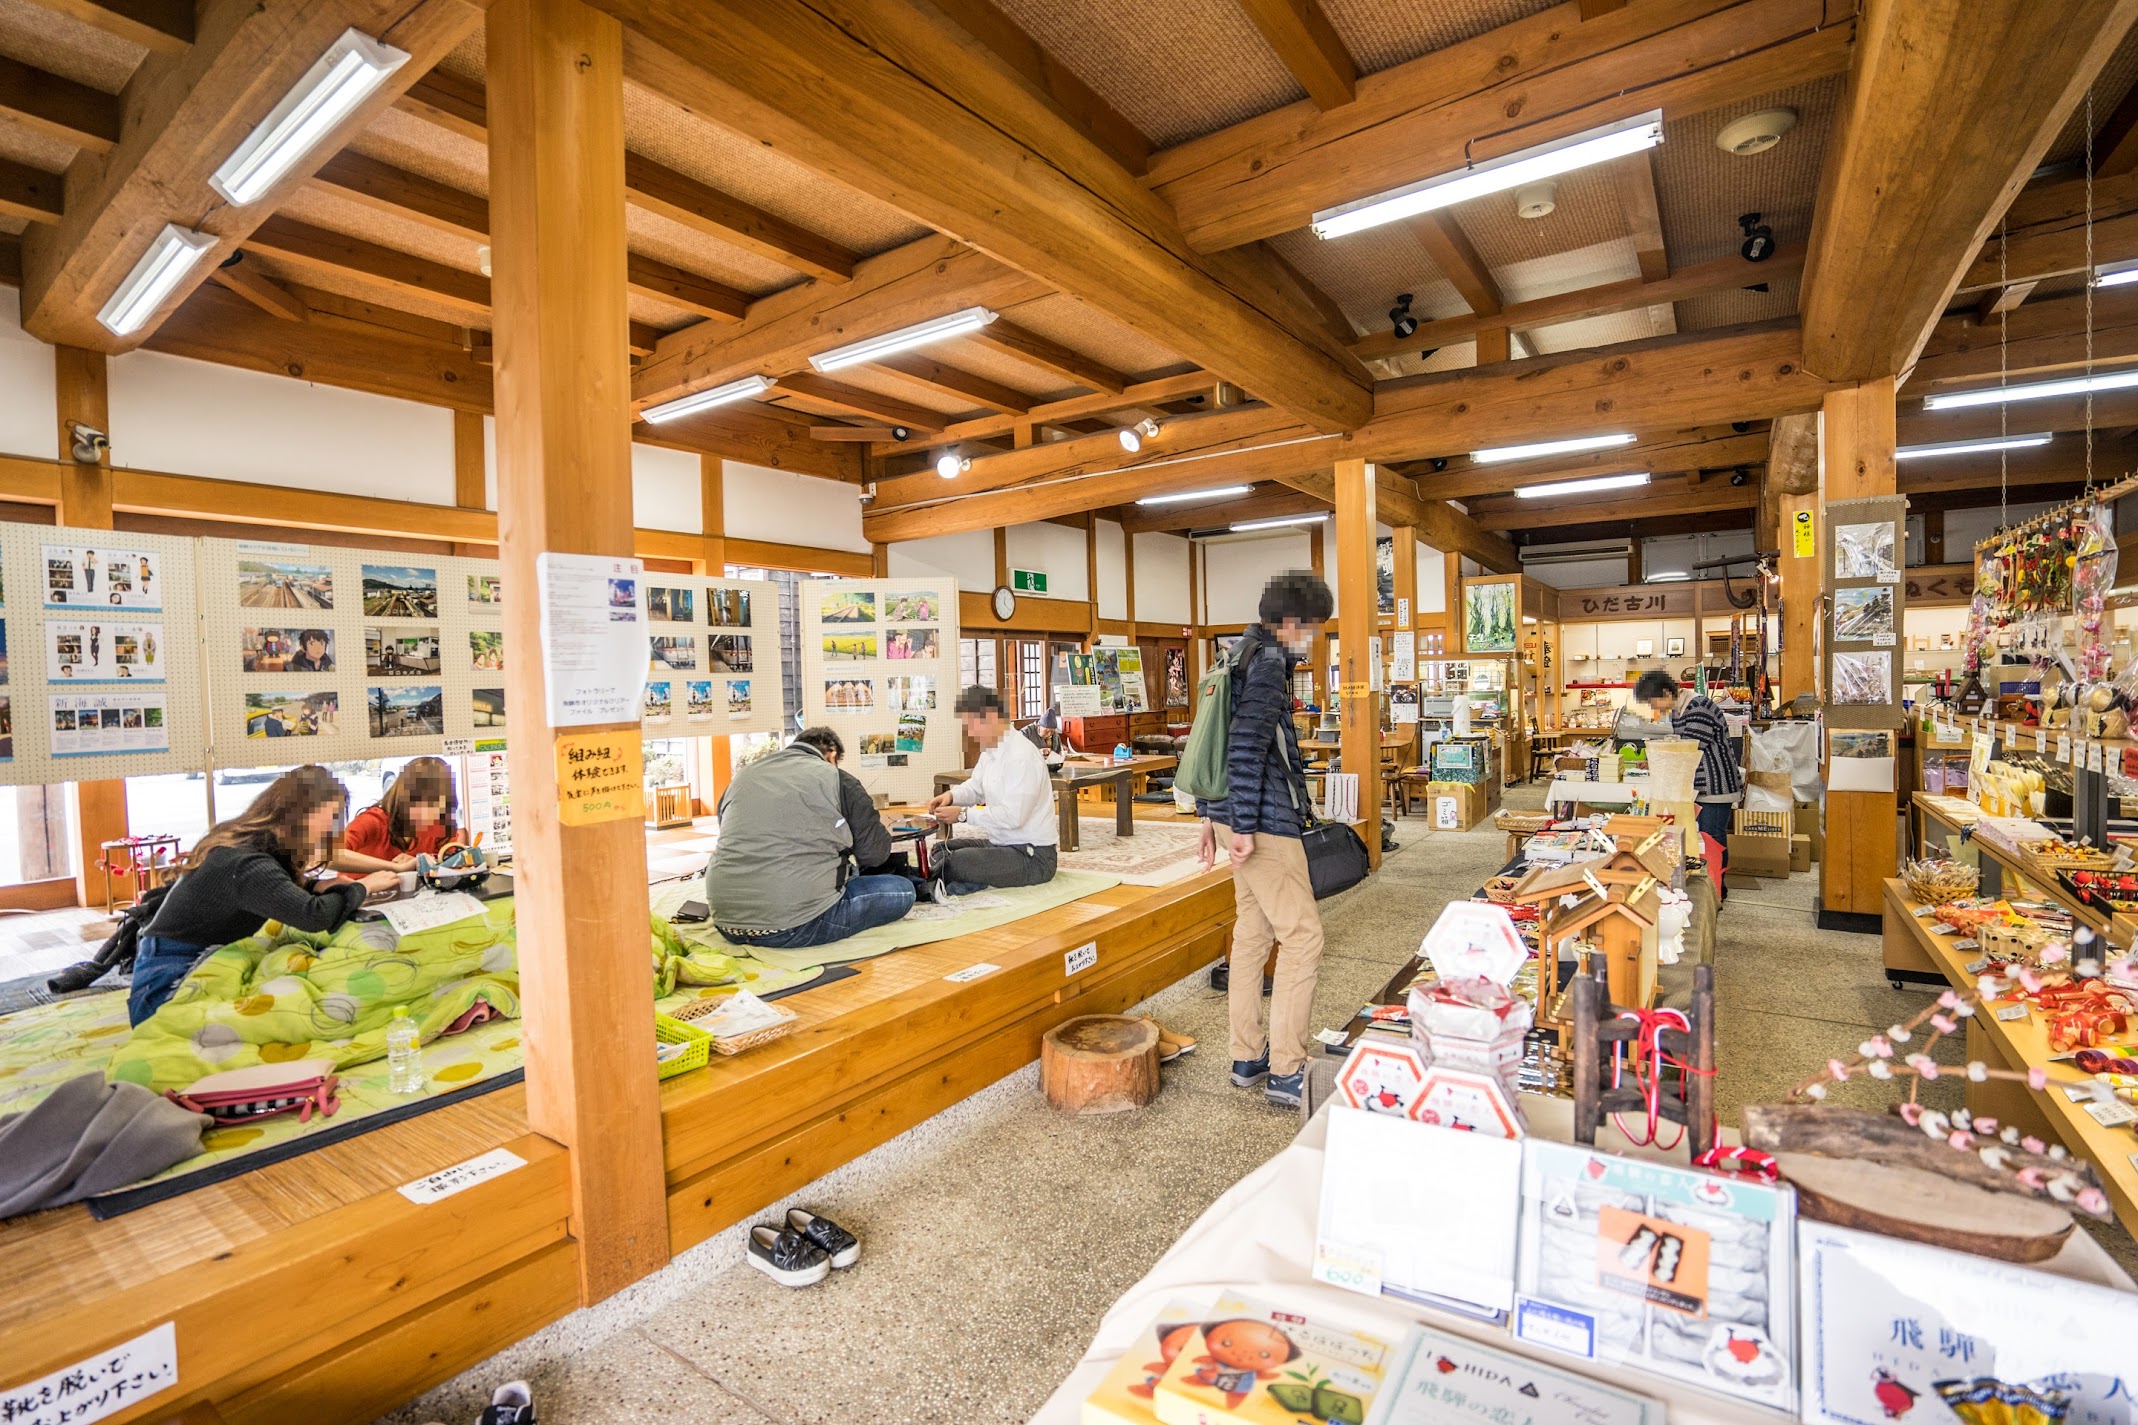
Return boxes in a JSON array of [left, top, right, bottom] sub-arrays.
[[554, 729, 645, 826]]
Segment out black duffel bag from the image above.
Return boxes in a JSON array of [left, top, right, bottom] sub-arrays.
[[1302, 818, 1371, 899]]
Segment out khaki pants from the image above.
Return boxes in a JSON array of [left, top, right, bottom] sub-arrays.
[[1218, 827, 1325, 1077]]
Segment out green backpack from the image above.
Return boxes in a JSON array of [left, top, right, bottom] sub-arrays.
[[1175, 643, 1245, 801]]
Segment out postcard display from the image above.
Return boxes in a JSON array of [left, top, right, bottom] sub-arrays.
[[0, 523, 204, 783], [799, 580, 958, 803], [1824, 496, 1908, 730], [636, 574, 783, 738]]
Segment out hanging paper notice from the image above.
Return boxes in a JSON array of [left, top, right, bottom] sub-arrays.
[[1391, 630, 1416, 682], [536, 552, 647, 726], [555, 730, 645, 825]]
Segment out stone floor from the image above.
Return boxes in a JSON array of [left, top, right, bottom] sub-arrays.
[[381, 788, 2138, 1425]]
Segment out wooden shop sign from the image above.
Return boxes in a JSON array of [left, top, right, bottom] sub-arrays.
[[1564, 584, 1697, 620]]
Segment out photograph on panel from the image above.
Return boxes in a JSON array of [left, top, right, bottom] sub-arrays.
[[44, 544, 162, 610], [821, 590, 875, 623], [362, 565, 439, 619], [468, 573, 503, 606], [727, 680, 751, 718], [885, 591, 940, 622], [246, 690, 339, 738], [685, 680, 715, 720], [824, 677, 874, 712], [650, 636, 698, 671], [366, 626, 441, 677], [708, 634, 753, 672], [473, 687, 505, 730], [823, 632, 878, 661], [368, 684, 445, 736], [239, 558, 334, 610], [649, 585, 696, 622], [709, 587, 752, 627], [644, 680, 673, 720], [886, 627, 940, 660], [243, 627, 335, 673], [470, 630, 504, 671]]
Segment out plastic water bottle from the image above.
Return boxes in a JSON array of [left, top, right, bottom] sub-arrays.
[[386, 1005, 424, 1095]]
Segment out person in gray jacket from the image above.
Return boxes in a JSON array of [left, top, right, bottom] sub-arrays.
[[705, 727, 915, 949]]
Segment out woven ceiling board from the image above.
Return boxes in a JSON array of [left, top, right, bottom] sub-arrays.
[[622, 204, 806, 297], [1677, 273, 1801, 334], [620, 84, 930, 256], [1495, 236, 1641, 307], [0, 119, 72, 175], [1526, 307, 1666, 356], [0, 0, 144, 92], [1449, 164, 1627, 271], [435, 26, 485, 85], [239, 250, 486, 332], [994, 293, 1192, 379], [989, 0, 1305, 146], [928, 337, 1091, 401], [1267, 227, 1466, 337], [275, 187, 487, 276], [355, 108, 492, 193], [798, 367, 985, 418], [1321, 0, 1554, 76], [2043, 26, 2138, 167], [1653, 76, 1842, 271]]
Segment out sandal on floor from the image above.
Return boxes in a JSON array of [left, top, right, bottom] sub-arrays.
[[786, 1207, 859, 1269], [748, 1224, 830, 1287]]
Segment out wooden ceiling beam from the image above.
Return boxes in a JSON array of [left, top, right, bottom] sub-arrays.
[[18, 0, 483, 352], [609, 0, 1373, 433], [390, 68, 489, 141], [624, 253, 748, 323], [772, 373, 947, 432], [1912, 282, 2138, 388], [1417, 429, 1770, 500], [1469, 474, 1756, 530], [1895, 439, 2138, 494], [20, 0, 193, 55], [1613, 150, 1669, 284], [1352, 247, 1800, 361], [926, 0, 1151, 176], [1411, 211, 1502, 317], [1147, 0, 1855, 252], [1276, 465, 1517, 571], [2094, 72, 2138, 178], [210, 258, 309, 322], [0, 159, 63, 226], [0, 235, 22, 287], [1118, 484, 1328, 534], [0, 54, 122, 153], [311, 151, 489, 240], [1899, 387, 2138, 443], [964, 319, 1127, 393], [872, 370, 1221, 457], [1801, 0, 2138, 381], [869, 353, 1032, 415], [1234, 0, 1356, 111]]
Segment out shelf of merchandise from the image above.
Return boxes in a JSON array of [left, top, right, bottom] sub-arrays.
[[1911, 792, 2119, 946]]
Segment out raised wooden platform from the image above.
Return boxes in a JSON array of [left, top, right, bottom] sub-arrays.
[[0, 859, 1233, 1424]]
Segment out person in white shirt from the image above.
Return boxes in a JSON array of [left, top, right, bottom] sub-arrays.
[[924, 684, 1059, 898]]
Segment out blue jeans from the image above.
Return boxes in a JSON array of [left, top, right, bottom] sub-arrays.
[[719, 875, 915, 950], [1697, 801, 1734, 884], [128, 933, 208, 1026]]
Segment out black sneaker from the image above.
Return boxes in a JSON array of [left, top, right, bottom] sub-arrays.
[[786, 1207, 859, 1269], [1230, 1053, 1270, 1088], [1266, 1071, 1305, 1109], [747, 1223, 830, 1288], [478, 1382, 535, 1424], [1208, 962, 1273, 995]]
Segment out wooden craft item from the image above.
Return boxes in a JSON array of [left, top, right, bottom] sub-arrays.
[[1739, 1103, 2107, 1211], [1544, 879, 1660, 1009], [1570, 962, 1715, 1159], [1040, 1014, 1160, 1114], [1775, 1152, 2075, 1263]]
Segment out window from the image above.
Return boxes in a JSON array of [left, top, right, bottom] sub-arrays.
[[643, 739, 691, 801], [1017, 640, 1046, 718], [0, 785, 75, 883], [958, 636, 996, 698]]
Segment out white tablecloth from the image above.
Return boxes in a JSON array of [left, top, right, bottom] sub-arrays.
[[1029, 1097, 2133, 1424], [1545, 777, 1642, 808]]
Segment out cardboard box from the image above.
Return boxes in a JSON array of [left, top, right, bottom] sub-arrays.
[[1791, 833, 1812, 872], [1728, 831, 1793, 878], [1426, 780, 1485, 831]]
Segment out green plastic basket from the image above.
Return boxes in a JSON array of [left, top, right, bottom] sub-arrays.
[[654, 1012, 712, 1081]]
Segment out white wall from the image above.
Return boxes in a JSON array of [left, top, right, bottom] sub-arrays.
[[1003, 520, 1089, 601], [1094, 518, 1127, 620], [1202, 530, 1312, 624], [1524, 557, 1633, 589], [723, 461, 869, 552], [1416, 543, 1447, 613], [888, 528, 993, 588], [1133, 530, 1190, 626], [1946, 502, 2052, 553], [632, 444, 702, 533], [0, 288, 57, 460], [109, 348, 456, 503]]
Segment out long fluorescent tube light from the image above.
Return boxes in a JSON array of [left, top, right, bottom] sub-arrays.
[[1646, 571, 1691, 582], [2097, 259, 2138, 289], [1895, 433, 2054, 461], [1136, 485, 1252, 506], [210, 29, 409, 205], [641, 375, 775, 424], [1312, 110, 1663, 240], [1231, 514, 1330, 532], [808, 307, 998, 373], [97, 224, 217, 336], [1923, 370, 2138, 409], [1514, 472, 1650, 500], [1470, 433, 1637, 464]]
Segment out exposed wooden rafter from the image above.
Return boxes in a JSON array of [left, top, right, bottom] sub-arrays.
[[872, 371, 1223, 458], [965, 319, 1127, 393], [1118, 484, 1328, 534], [210, 257, 309, 322], [20, 0, 193, 55], [869, 353, 1033, 415], [0, 54, 122, 153], [1469, 473, 1756, 530], [0, 159, 63, 226], [927, 0, 1152, 176], [1274, 465, 1517, 571], [1234, 0, 1356, 110], [772, 373, 946, 433]]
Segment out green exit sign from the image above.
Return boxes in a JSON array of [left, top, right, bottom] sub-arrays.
[[1011, 568, 1048, 594]]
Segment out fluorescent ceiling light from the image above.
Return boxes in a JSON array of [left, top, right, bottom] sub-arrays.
[[1135, 485, 1252, 506], [1514, 472, 1650, 500], [1312, 110, 1663, 240], [1647, 571, 1691, 582], [1470, 433, 1637, 464], [808, 307, 998, 373], [1895, 432, 2054, 461], [1923, 370, 2138, 409], [2097, 259, 2138, 289], [1231, 514, 1330, 532], [97, 224, 217, 336], [641, 374, 775, 425], [210, 29, 409, 205]]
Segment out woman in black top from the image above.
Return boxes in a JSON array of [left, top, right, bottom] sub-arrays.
[[127, 765, 399, 1025]]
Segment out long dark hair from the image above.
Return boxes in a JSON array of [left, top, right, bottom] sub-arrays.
[[372, 755, 459, 848], [188, 764, 347, 873]]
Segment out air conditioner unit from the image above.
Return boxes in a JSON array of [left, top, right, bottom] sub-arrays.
[[1518, 539, 1632, 567]]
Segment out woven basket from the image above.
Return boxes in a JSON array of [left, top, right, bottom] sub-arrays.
[[1901, 858, 1978, 905], [1494, 810, 1553, 834], [671, 992, 799, 1056]]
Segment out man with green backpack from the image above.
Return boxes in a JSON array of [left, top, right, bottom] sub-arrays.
[[1181, 570, 1333, 1110]]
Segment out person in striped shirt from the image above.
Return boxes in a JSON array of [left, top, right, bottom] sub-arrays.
[[1636, 671, 1744, 887]]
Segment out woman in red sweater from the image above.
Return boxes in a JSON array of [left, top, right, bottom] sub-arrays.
[[333, 756, 462, 872]]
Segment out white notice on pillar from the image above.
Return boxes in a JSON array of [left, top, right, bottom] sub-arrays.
[[536, 552, 649, 726]]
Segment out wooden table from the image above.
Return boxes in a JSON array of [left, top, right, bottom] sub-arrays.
[[933, 763, 1135, 852]]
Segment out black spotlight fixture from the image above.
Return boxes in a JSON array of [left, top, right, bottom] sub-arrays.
[[1389, 293, 1418, 340], [1729, 467, 1751, 487], [1738, 212, 1775, 262]]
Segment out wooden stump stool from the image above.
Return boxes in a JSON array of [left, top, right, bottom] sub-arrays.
[[1041, 1015, 1161, 1115]]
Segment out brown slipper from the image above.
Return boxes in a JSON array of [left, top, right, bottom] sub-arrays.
[[1142, 1018, 1197, 1062]]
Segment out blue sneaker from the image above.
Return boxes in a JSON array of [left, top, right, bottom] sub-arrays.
[[1265, 1071, 1304, 1109], [1229, 1054, 1269, 1088]]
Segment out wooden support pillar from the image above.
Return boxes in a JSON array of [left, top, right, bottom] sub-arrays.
[[1923, 509, 1945, 566], [1392, 525, 1417, 631], [1308, 523, 1328, 705], [1779, 489, 1818, 702], [1333, 459, 1382, 868], [451, 409, 489, 558], [55, 346, 126, 907], [698, 456, 725, 574], [1626, 537, 1643, 585], [1085, 512, 1100, 636], [994, 525, 1009, 590], [1187, 538, 1203, 716], [870, 543, 889, 577], [488, 0, 667, 1302], [1123, 523, 1138, 634]]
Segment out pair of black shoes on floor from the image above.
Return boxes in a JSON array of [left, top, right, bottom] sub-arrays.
[[746, 1207, 860, 1288], [1208, 961, 1273, 995]]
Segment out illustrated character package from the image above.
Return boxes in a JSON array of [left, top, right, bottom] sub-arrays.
[[1083, 1296, 1209, 1425], [1152, 1292, 1393, 1425]]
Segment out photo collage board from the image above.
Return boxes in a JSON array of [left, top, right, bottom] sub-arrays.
[[638, 574, 783, 737], [0, 522, 203, 783], [798, 579, 959, 803], [1823, 494, 1908, 731]]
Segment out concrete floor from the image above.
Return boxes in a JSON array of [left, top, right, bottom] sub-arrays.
[[381, 787, 2138, 1425]]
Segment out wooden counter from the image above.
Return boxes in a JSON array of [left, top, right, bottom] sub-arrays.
[[1881, 877, 2138, 1244], [1910, 791, 2120, 946]]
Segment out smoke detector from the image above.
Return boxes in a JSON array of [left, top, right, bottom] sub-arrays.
[[1514, 179, 1557, 220], [1715, 108, 1797, 157]]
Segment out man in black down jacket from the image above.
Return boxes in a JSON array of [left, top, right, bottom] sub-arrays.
[[1195, 570, 1333, 1110]]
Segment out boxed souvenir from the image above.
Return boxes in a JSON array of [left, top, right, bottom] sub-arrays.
[[1365, 1325, 1662, 1425], [1513, 1141, 1797, 1412], [1153, 1292, 1395, 1425], [1084, 1297, 1209, 1425]]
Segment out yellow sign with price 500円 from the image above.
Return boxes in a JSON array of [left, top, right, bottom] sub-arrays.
[[554, 729, 646, 826]]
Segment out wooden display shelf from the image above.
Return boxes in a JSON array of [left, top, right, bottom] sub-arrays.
[[1910, 792, 2120, 946], [1881, 877, 2138, 1244]]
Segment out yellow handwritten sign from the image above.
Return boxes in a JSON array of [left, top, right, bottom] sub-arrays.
[[554, 730, 645, 826], [1792, 508, 1815, 559]]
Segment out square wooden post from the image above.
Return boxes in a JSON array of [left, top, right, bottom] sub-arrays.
[[1334, 458, 1382, 867], [1307, 523, 1327, 706], [55, 346, 129, 907], [487, 0, 668, 1302]]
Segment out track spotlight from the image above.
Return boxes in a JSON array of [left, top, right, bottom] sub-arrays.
[[1117, 418, 1162, 453], [1738, 212, 1775, 262], [935, 451, 969, 480], [1729, 468, 1750, 487], [1389, 293, 1418, 340]]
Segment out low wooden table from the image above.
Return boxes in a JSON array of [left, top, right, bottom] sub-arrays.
[[933, 762, 1136, 852]]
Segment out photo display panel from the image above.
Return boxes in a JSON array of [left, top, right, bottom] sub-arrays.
[[0, 523, 203, 783], [799, 579, 958, 803], [1823, 494, 1908, 731], [639, 574, 783, 738]]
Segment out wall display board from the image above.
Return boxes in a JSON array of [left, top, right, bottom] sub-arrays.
[[1824, 495, 1908, 729], [1052, 646, 1148, 714], [638, 574, 782, 737], [0, 523, 202, 783], [800, 580, 959, 803]]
